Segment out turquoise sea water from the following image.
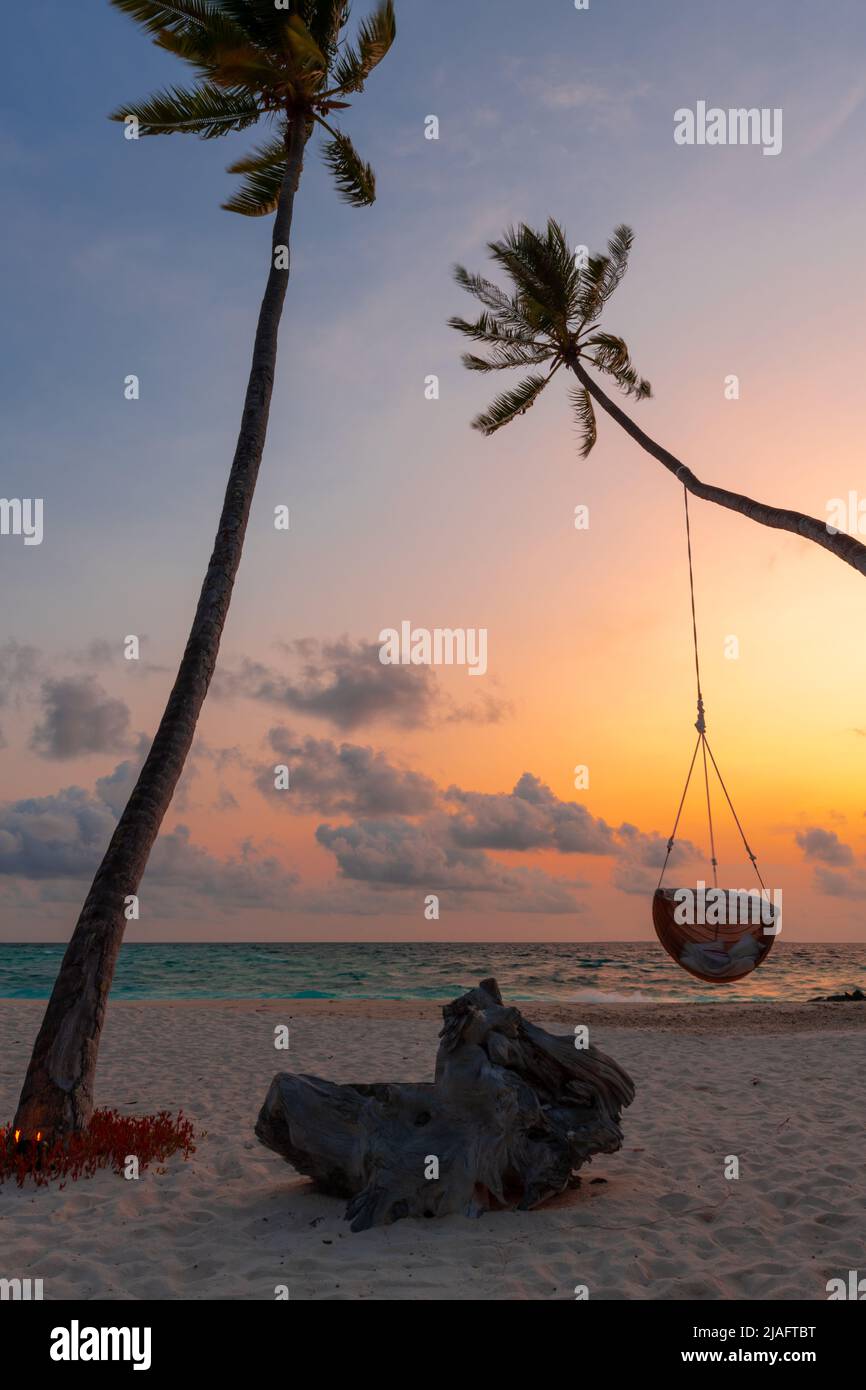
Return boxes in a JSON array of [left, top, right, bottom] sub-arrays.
[[0, 941, 864, 1004]]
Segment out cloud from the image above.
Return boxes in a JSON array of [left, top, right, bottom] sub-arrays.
[[66, 638, 116, 668], [445, 772, 617, 853], [259, 728, 438, 815], [444, 776, 698, 873], [0, 772, 298, 914], [313, 769, 700, 910], [29, 676, 132, 760], [516, 66, 650, 132], [0, 786, 116, 878], [0, 639, 43, 706], [213, 639, 509, 731], [795, 826, 854, 865], [214, 640, 436, 730], [315, 815, 584, 913], [93, 735, 152, 815], [813, 866, 866, 899]]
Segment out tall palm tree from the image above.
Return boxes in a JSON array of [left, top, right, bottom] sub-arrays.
[[451, 219, 866, 576], [13, 0, 396, 1143]]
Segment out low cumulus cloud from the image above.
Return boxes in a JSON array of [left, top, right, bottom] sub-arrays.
[[813, 866, 866, 899], [795, 826, 854, 865], [445, 772, 617, 853], [0, 766, 297, 915], [0, 786, 116, 879], [315, 815, 585, 913], [0, 639, 43, 705], [29, 676, 132, 760], [313, 770, 698, 910], [213, 638, 509, 731], [259, 728, 438, 815]]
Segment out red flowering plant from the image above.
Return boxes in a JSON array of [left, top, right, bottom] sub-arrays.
[[1, 1110, 196, 1188]]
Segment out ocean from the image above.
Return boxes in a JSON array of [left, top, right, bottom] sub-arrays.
[[1, 940, 864, 1004]]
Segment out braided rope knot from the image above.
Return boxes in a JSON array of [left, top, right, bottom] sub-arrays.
[[695, 694, 706, 735]]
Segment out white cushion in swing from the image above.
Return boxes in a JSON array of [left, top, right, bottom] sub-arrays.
[[652, 888, 777, 985]]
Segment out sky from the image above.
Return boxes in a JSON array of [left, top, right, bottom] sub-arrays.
[[1, 0, 865, 942]]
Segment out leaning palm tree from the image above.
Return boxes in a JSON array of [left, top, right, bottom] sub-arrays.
[[13, 0, 396, 1143], [451, 219, 866, 576]]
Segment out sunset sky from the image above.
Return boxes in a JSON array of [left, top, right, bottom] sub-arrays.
[[2, 0, 865, 941]]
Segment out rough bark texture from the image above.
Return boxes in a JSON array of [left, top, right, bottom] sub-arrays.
[[13, 119, 311, 1142], [255, 977, 635, 1231], [573, 362, 866, 577]]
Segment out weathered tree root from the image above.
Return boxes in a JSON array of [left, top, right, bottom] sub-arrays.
[[255, 978, 636, 1231]]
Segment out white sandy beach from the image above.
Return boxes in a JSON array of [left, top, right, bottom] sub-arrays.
[[2, 999, 864, 1301]]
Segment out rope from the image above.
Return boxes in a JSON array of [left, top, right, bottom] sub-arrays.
[[699, 735, 718, 889], [657, 484, 767, 903], [656, 733, 701, 890], [683, 485, 704, 727], [703, 738, 768, 894]]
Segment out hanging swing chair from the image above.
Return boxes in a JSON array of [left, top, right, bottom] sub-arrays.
[[653, 485, 780, 985]]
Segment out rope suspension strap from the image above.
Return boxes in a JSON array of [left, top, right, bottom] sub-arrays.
[[656, 733, 701, 890], [658, 483, 766, 902]]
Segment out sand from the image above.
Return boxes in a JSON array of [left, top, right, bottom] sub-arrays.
[[2, 998, 865, 1301]]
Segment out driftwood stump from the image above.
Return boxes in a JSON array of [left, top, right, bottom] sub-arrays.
[[255, 978, 635, 1231]]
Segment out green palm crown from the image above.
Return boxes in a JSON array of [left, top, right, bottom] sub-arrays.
[[451, 219, 652, 457], [109, 0, 396, 212]]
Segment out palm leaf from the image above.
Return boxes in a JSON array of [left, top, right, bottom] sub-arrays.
[[461, 343, 553, 372], [332, 0, 395, 92], [576, 253, 612, 325], [471, 373, 550, 435], [568, 386, 598, 458], [108, 0, 222, 34], [587, 333, 651, 399], [282, 13, 328, 82], [487, 226, 571, 338], [222, 161, 285, 216], [110, 82, 261, 137], [154, 28, 286, 90], [448, 310, 541, 348], [599, 223, 633, 301], [320, 129, 376, 205], [304, 0, 351, 64], [452, 264, 538, 335], [226, 133, 288, 175], [213, 0, 286, 45]]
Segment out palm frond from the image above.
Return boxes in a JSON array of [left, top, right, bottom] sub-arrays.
[[282, 13, 328, 84], [471, 373, 551, 435], [452, 263, 541, 336], [303, 0, 351, 64], [108, 0, 222, 35], [586, 332, 651, 400], [568, 385, 598, 458], [576, 226, 634, 324], [575, 252, 612, 325], [213, 0, 286, 45], [320, 129, 376, 205], [492, 221, 579, 322], [448, 310, 541, 348], [109, 82, 261, 137], [461, 343, 554, 372], [226, 133, 287, 174], [222, 161, 285, 215], [486, 225, 576, 339], [599, 223, 633, 301], [332, 0, 396, 92], [154, 27, 285, 90]]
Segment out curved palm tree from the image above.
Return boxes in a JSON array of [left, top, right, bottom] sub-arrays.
[[14, 0, 396, 1143], [451, 219, 866, 576]]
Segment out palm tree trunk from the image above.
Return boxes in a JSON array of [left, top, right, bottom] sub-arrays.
[[572, 361, 866, 577], [13, 117, 311, 1143]]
